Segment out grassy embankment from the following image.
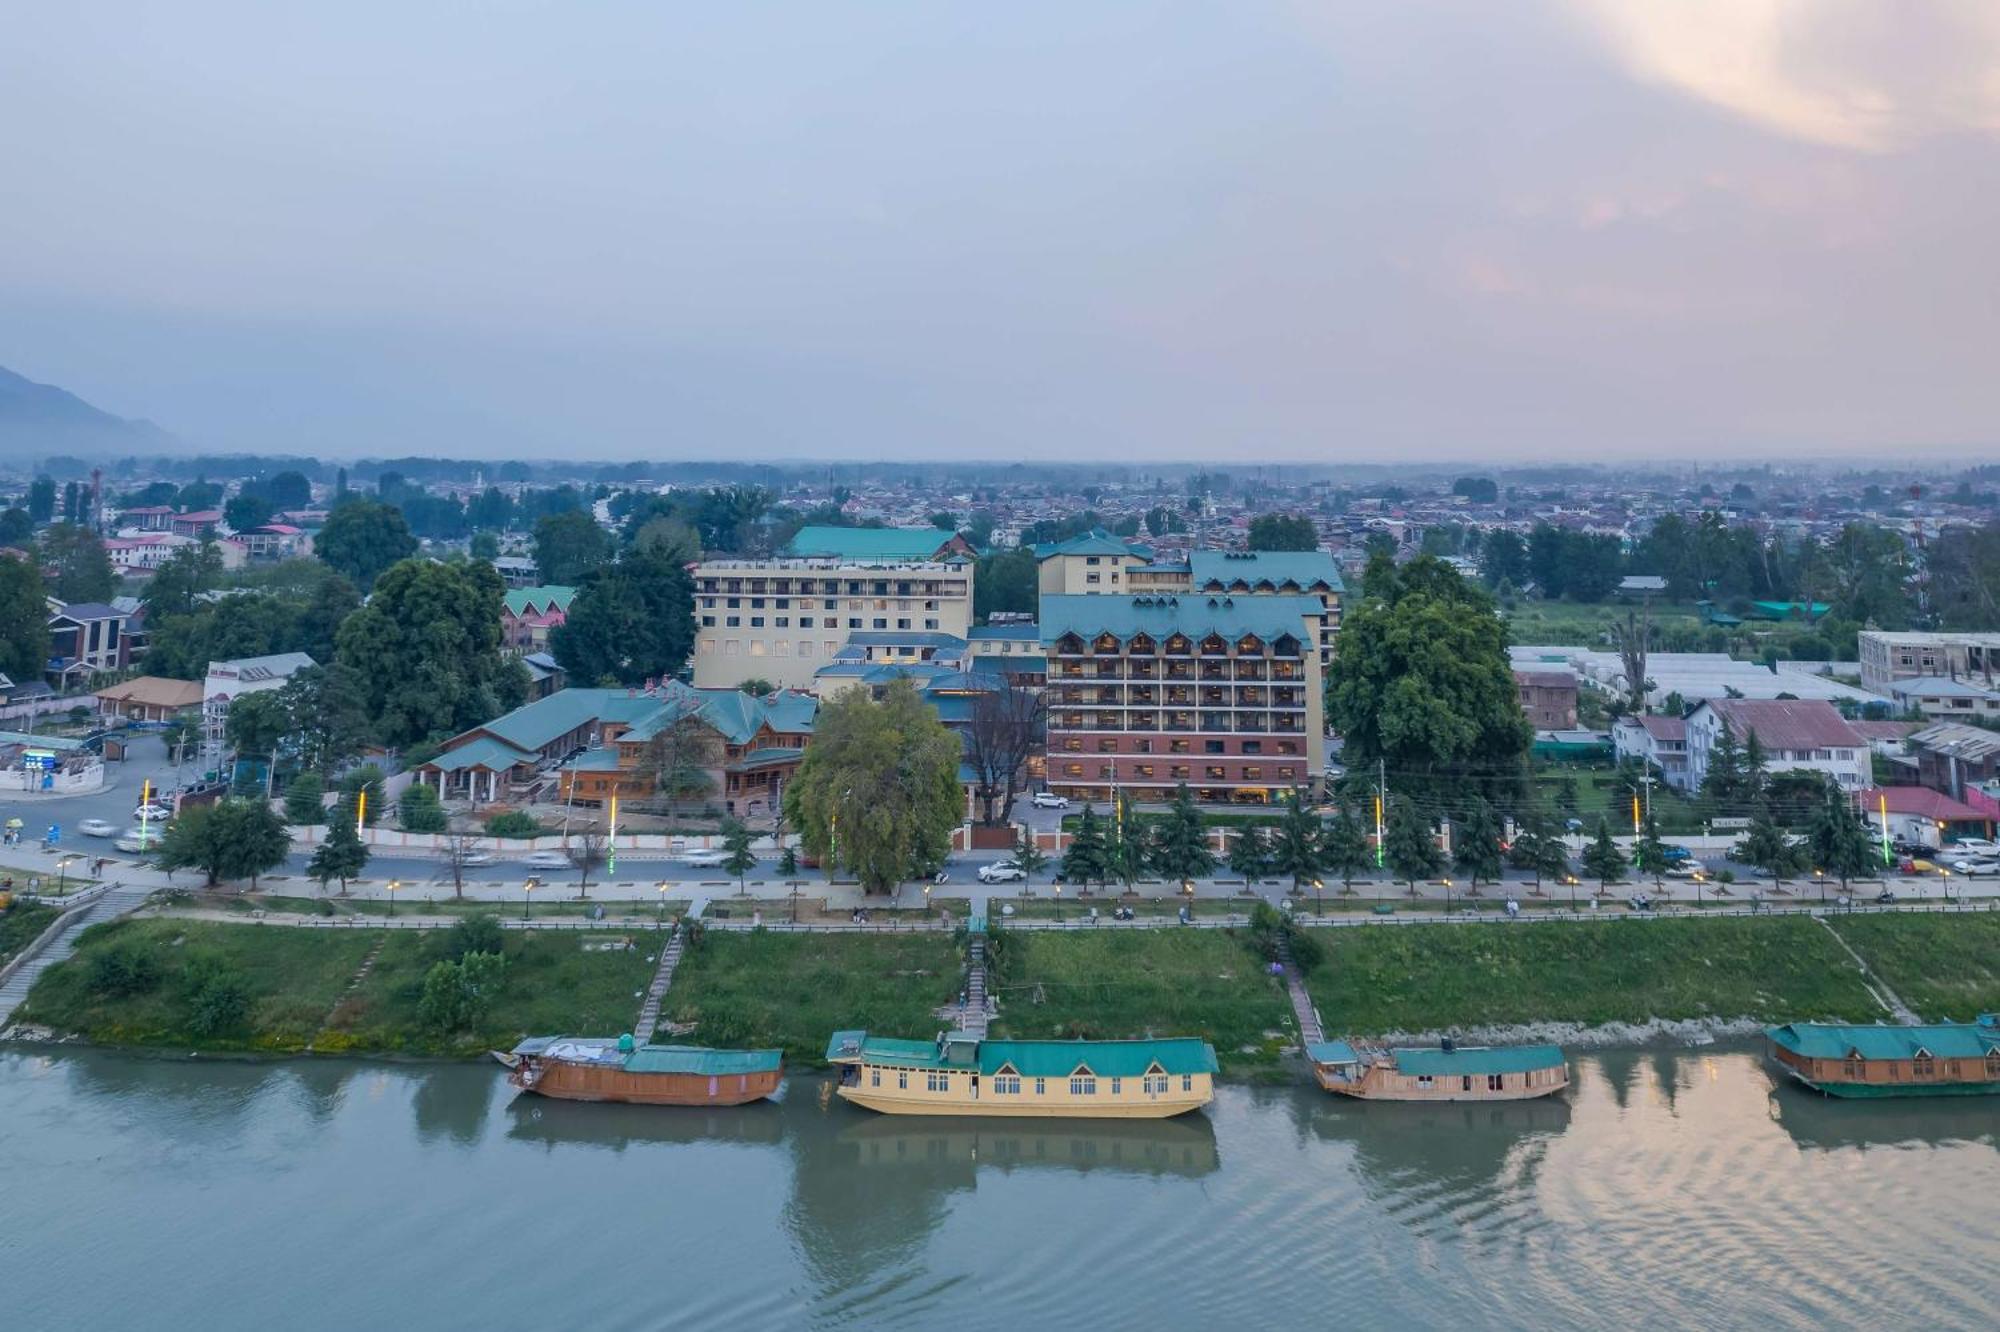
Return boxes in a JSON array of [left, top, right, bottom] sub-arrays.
[[660, 930, 960, 1064], [1, 902, 62, 967], [214, 892, 689, 921], [987, 928, 1294, 1078], [19, 917, 657, 1055], [1829, 914, 2000, 1021]]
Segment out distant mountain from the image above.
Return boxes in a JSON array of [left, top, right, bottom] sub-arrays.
[[0, 364, 180, 453]]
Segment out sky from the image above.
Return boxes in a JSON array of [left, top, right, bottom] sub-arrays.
[[3, 1, 1999, 463]]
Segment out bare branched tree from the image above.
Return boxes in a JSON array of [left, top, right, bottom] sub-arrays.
[[442, 831, 482, 900], [569, 823, 607, 899], [1612, 601, 1651, 714], [965, 680, 1046, 826]]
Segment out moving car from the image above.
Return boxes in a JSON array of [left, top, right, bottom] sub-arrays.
[[114, 828, 158, 854], [1030, 792, 1069, 810], [681, 848, 730, 868], [78, 818, 118, 838], [1899, 858, 1941, 876], [977, 861, 1026, 884], [1662, 860, 1706, 878], [133, 803, 171, 821], [523, 850, 572, 870], [1657, 845, 1693, 864], [454, 851, 497, 868], [1949, 858, 1999, 876]]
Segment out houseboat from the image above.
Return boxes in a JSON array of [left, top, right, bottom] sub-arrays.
[[494, 1035, 783, 1105], [1306, 1038, 1570, 1102], [825, 1029, 1218, 1118], [1765, 1015, 2000, 1098]]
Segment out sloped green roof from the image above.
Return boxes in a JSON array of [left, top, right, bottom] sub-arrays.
[[982, 1038, 1218, 1078], [1189, 550, 1343, 593], [783, 525, 957, 560], [1039, 594, 1325, 645], [427, 735, 535, 772], [1032, 528, 1154, 561], [623, 1044, 783, 1076], [476, 687, 658, 753], [825, 1031, 947, 1067], [1392, 1045, 1566, 1076], [1767, 1020, 1999, 1062], [502, 585, 577, 617], [1305, 1040, 1360, 1065]]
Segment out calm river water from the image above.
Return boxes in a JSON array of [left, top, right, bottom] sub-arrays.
[[4, 1045, 1996, 1330]]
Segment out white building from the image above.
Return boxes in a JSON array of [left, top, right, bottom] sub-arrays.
[[1612, 714, 1689, 789], [203, 652, 317, 769], [1682, 698, 1870, 794]]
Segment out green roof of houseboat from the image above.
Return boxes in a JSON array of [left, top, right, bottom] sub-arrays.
[[623, 1045, 783, 1076], [1766, 1018, 2000, 1062], [1392, 1045, 1567, 1076], [824, 1031, 1218, 1076], [1305, 1041, 1360, 1065]]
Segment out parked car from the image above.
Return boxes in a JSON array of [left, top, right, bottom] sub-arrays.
[[1947, 838, 1999, 856], [978, 861, 1026, 884], [681, 848, 730, 868], [1949, 858, 1999, 876], [522, 850, 571, 870], [132, 803, 170, 821], [1030, 791, 1069, 809], [77, 818, 118, 838]]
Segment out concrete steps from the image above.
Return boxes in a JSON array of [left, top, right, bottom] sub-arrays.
[[0, 883, 155, 1028], [633, 930, 686, 1040], [1275, 941, 1324, 1047]]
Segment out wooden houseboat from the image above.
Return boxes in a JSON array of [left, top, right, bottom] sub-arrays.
[[494, 1035, 783, 1105], [825, 1029, 1217, 1118], [1307, 1038, 1570, 1102], [1765, 1015, 2000, 1098]]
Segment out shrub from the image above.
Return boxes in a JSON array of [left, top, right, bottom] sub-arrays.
[[442, 913, 505, 963], [419, 950, 509, 1031], [484, 811, 542, 839], [283, 772, 326, 826], [399, 782, 448, 833], [87, 942, 161, 998], [184, 959, 252, 1036]]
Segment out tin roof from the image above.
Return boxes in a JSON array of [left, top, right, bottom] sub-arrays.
[[623, 1044, 783, 1076], [1767, 1018, 1999, 1062], [782, 525, 961, 561], [824, 1031, 1219, 1077], [1391, 1045, 1567, 1076]]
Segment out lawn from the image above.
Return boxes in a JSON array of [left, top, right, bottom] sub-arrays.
[[0, 902, 61, 967], [987, 928, 1294, 1077], [661, 930, 961, 1064], [19, 918, 378, 1051], [221, 893, 683, 921], [1829, 913, 2000, 1021], [321, 928, 660, 1055], [1303, 916, 1882, 1035]]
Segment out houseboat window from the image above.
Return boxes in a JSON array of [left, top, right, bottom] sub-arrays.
[[1416, 1076, 1434, 1089], [870, 1069, 880, 1087], [1462, 1076, 1473, 1092], [1181, 1074, 1193, 1092], [1844, 1056, 1864, 1079], [1035, 1078, 1046, 1095], [897, 1071, 908, 1090], [1110, 1078, 1122, 1095], [995, 1075, 1020, 1095], [1988, 1051, 2000, 1078], [1913, 1055, 1934, 1079], [1487, 1074, 1504, 1092], [1070, 1076, 1096, 1096]]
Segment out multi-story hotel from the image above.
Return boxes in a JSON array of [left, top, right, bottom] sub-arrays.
[[1127, 550, 1345, 667], [1040, 594, 1326, 804]]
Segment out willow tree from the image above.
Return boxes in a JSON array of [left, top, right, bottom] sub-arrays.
[[784, 678, 962, 894]]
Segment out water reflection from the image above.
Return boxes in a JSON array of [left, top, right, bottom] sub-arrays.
[[504, 1092, 786, 1151], [1768, 1082, 2000, 1154], [834, 1107, 1220, 1179]]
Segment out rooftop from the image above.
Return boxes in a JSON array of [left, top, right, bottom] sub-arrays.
[[1696, 698, 1866, 751], [1032, 527, 1154, 561], [1767, 1018, 1998, 1062], [502, 585, 578, 617], [1187, 549, 1343, 593], [1040, 593, 1325, 646], [782, 525, 965, 561]]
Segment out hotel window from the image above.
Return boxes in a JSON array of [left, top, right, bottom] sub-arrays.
[[924, 619, 939, 630], [847, 618, 862, 629], [1241, 740, 1262, 755], [1034, 1077, 1046, 1096], [897, 619, 911, 630], [1097, 738, 1118, 753], [1070, 1076, 1096, 1096], [1135, 765, 1155, 779], [800, 616, 815, 628], [725, 615, 741, 627], [1171, 765, 1191, 780], [774, 617, 789, 628], [872, 618, 888, 629], [1170, 739, 1191, 753], [1243, 766, 1262, 781], [1277, 767, 1295, 781], [750, 598, 764, 609], [897, 1071, 908, 1090], [1065, 763, 1084, 778], [1063, 738, 1082, 752], [1205, 765, 1225, 780], [1133, 739, 1152, 754], [749, 617, 764, 628], [1487, 1074, 1504, 1092], [1204, 740, 1225, 754], [724, 640, 740, 655], [1462, 1076, 1473, 1092], [701, 615, 715, 627]]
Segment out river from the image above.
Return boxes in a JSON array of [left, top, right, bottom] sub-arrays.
[[3, 1045, 1995, 1330]]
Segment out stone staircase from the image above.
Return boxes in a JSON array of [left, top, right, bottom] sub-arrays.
[[0, 882, 156, 1029], [937, 933, 993, 1039], [632, 928, 686, 1041], [1275, 940, 1325, 1047]]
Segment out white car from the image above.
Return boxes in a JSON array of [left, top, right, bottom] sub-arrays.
[[1949, 858, 1999, 876], [114, 829, 158, 854], [1663, 860, 1706, 878], [454, 851, 497, 868], [1947, 839, 1998, 856], [681, 848, 730, 869], [1030, 792, 1069, 810], [133, 803, 171, 821], [78, 818, 118, 838], [978, 861, 1026, 884], [522, 850, 571, 870]]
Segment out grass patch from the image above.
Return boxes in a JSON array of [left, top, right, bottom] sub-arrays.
[[1830, 913, 2000, 1021], [662, 930, 959, 1065], [1303, 917, 1882, 1035], [988, 929, 1293, 1078], [19, 918, 378, 1051], [0, 902, 61, 966], [320, 929, 659, 1056]]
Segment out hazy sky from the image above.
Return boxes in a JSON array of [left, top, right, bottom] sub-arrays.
[[4, 1, 1999, 462]]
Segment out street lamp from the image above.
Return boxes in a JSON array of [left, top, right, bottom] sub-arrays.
[[1183, 877, 1195, 920], [1814, 867, 1825, 906], [387, 878, 400, 918], [1313, 877, 1323, 918], [1442, 876, 1453, 917], [1692, 871, 1705, 908], [1054, 883, 1063, 923], [1566, 874, 1578, 911], [523, 876, 537, 921], [656, 880, 671, 926], [55, 853, 78, 894], [923, 883, 933, 918]]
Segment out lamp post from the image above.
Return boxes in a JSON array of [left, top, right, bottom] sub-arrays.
[[1183, 877, 1195, 921], [1567, 874, 1578, 911], [923, 883, 932, 918], [1054, 883, 1063, 924], [656, 880, 670, 926], [56, 854, 77, 894], [1313, 877, 1323, 918], [1693, 871, 1704, 909], [1814, 868, 1825, 906], [387, 878, 400, 918], [1442, 876, 1453, 917], [523, 876, 536, 921]]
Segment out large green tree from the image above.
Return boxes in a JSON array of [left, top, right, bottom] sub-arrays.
[[1227, 824, 1271, 881], [532, 509, 613, 584], [1247, 514, 1318, 551], [1580, 818, 1627, 887], [315, 497, 417, 591], [550, 547, 697, 686], [1269, 789, 1323, 891], [334, 557, 525, 749], [784, 678, 962, 893], [143, 539, 226, 618], [1320, 807, 1373, 891], [1059, 804, 1112, 889], [0, 553, 51, 684], [1806, 791, 1875, 889], [158, 799, 291, 888], [1451, 797, 1505, 887], [1326, 555, 1531, 797], [308, 796, 370, 892], [40, 523, 116, 602], [1147, 783, 1215, 883], [1383, 796, 1444, 884]]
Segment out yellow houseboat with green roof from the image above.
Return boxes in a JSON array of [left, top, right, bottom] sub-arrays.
[[825, 1030, 1218, 1118]]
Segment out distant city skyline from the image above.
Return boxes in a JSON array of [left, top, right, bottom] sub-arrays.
[[3, 2, 1999, 461]]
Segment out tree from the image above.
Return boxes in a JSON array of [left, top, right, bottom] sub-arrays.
[[399, 781, 449, 833], [1741, 729, 1768, 807], [1452, 476, 1499, 504], [1806, 791, 1874, 889], [1320, 808, 1373, 892], [972, 547, 1037, 621], [532, 509, 612, 584], [224, 491, 274, 532], [568, 823, 608, 898], [315, 497, 417, 591], [334, 557, 525, 749], [1633, 809, 1668, 886], [264, 470, 313, 511], [275, 664, 371, 775], [1611, 605, 1651, 714], [720, 817, 758, 893], [1510, 816, 1571, 891], [419, 950, 507, 1033], [1326, 556, 1531, 800], [785, 678, 963, 893], [40, 523, 115, 601], [27, 475, 56, 523], [143, 539, 225, 618], [308, 797, 370, 892], [1269, 790, 1322, 892], [1227, 825, 1272, 881], [1011, 825, 1050, 887], [549, 547, 697, 687], [469, 531, 500, 561], [339, 764, 386, 825], [1147, 783, 1215, 884], [928, 511, 958, 530], [1383, 796, 1444, 885], [1580, 818, 1627, 887], [1451, 798, 1504, 888], [964, 681, 1045, 825], [282, 771, 326, 825], [1702, 724, 1746, 810], [226, 689, 290, 767], [737, 677, 774, 696], [1246, 514, 1318, 551], [1734, 813, 1801, 884], [1478, 530, 1528, 589], [644, 710, 721, 804], [0, 506, 31, 546], [1060, 804, 1112, 890], [440, 832, 484, 899], [158, 798, 291, 888], [0, 554, 51, 685]]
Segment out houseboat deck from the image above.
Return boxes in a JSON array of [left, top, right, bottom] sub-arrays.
[[496, 1036, 783, 1106], [1307, 1039, 1570, 1102], [826, 1029, 1218, 1119]]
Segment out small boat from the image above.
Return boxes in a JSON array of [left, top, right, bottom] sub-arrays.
[[1765, 1015, 2000, 1098], [494, 1035, 783, 1105], [825, 1029, 1217, 1119], [1307, 1037, 1569, 1102]]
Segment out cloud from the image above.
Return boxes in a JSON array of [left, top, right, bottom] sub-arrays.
[[1570, 0, 2000, 151]]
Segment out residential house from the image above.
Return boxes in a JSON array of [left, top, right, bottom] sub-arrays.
[[94, 676, 202, 724], [501, 585, 577, 653], [1859, 786, 1996, 851], [1682, 698, 1870, 794], [104, 532, 195, 575], [1859, 630, 2000, 695], [1885, 676, 2000, 722], [170, 510, 223, 539], [1515, 670, 1579, 729], [1041, 594, 1325, 804], [1907, 723, 2000, 802], [521, 651, 567, 699], [492, 556, 540, 588], [46, 602, 139, 687], [232, 523, 314, 563], [1612, 714, 1690, 789]]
